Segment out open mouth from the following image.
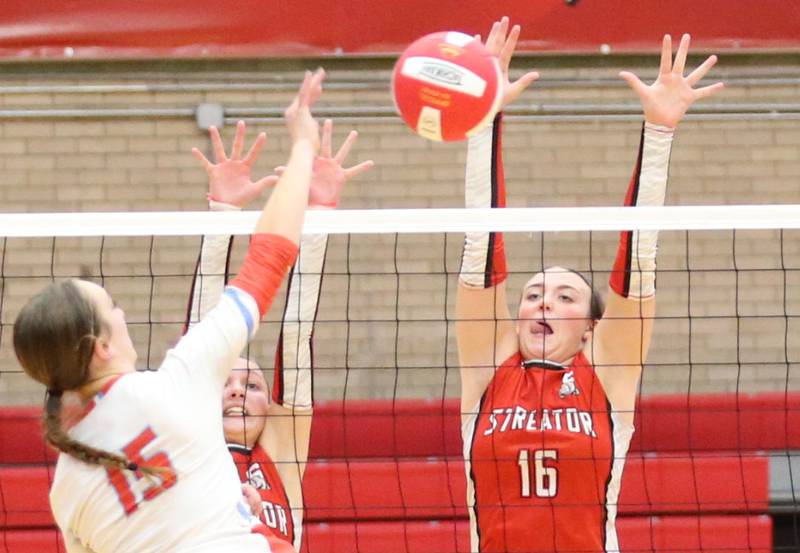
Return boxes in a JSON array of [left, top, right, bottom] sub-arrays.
[[224, 406, 246, 416], [532, 321, 553, 335]]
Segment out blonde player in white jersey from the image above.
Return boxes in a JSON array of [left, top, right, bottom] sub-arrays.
[[186, 118, 372, 552], [12, 69, 325, 553]]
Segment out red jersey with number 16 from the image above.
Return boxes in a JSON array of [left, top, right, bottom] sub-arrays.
[[462, 351, 634, 553]]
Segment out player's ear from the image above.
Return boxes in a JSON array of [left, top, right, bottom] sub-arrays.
[[91, 334, 113, 364], [581, 320, 597, 344]]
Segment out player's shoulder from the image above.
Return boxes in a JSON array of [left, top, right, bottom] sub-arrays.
[[570, 352, 604, 385], [490, 351, 524, 383], [114, 368, 173, 404], [500, 350, 523, 369], [251, 443, 275, 465]]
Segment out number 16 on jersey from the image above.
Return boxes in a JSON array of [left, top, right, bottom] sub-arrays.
[[518, 449, 558, 498]]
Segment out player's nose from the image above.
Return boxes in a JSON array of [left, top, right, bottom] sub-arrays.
[[225, 381, 245, 397], [538, 296, 552, 312]]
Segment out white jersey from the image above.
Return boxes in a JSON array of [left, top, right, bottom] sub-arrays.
[[50, 287, 270, 553]]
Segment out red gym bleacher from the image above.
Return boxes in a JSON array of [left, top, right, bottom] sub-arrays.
[[3, 393, 795, 552]]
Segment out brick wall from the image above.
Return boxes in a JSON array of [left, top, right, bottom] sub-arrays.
[[0, 57, 798, 404]]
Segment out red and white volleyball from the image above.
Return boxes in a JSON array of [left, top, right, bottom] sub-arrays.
[[392, 31, 502, 142]]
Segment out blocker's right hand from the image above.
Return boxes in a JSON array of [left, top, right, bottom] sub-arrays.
[[285, 68, 325, 152], [478, 16, 539, 109], [274, 119, 375, 209], [192, 120, 278, 208]]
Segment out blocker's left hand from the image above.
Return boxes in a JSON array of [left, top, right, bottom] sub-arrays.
[[619, 34, 724, 128]]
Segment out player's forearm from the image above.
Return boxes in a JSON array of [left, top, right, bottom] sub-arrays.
[[254, 139, 315, 243], [460, 113, 507, 289], [272, 231, 327, 408], [185, 232, 233, 330], [610, 122, 674, 298]]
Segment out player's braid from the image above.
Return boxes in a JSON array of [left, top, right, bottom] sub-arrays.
[[42, 392, 134, 472]]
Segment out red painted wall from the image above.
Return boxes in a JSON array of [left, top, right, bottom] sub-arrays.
[[0, 0, 798, 60]]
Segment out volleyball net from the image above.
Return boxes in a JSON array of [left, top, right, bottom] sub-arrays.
[[0, 205, 799, 553]]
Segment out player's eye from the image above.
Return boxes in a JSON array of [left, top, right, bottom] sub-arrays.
[[247, 382, 259, 390]]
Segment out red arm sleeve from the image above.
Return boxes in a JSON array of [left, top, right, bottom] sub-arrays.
[[230, 233, 299, 318]]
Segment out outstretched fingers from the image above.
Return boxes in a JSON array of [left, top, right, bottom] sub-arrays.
[[484, 21, 500, 53], [242, 132, 267, 167], [289, 67, 324, 118], [658, 34, 673, 76], [686, 54, 718, 86], [498, 24, 521, 73], [191, 147, 213, 172], [344, 160, 375, 179], [305, 68, 325, 108], [294, 70, 312, 111], [253, 174, 280, 192], [622, 32, 722, 127], [485, 17, 509, 55], [672, 33, 691, 76], [209, 126, 227, 162], [618, 70, 648, 97], [334, 130, 358, 163], [231, 120, 246, 159], [507, 71, 540, 101], [693, 81, 725, 100], [285, 68, 324, 150], [320, 119, 333, 159]]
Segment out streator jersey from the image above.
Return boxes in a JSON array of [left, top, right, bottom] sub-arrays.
[[229, 443, 297, 547], [463, 351, 633, 553]]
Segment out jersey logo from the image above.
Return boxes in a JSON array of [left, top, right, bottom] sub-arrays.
[[558, 370, 580, 399], [248, 462, 271, 491]]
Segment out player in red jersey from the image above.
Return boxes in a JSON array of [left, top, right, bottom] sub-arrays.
[[457, 19, 724, 553], [13, 70, 325, 553], [187, 117, 373, 551]]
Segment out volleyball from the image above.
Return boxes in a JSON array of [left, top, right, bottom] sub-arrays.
[[392, 31, 502, 142]]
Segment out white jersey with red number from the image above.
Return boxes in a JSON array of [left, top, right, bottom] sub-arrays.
[[49, 287, 271, 553], [463, 351, 634, 553]]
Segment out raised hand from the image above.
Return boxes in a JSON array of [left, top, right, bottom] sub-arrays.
[[285, 68, 325, 152], [191, 121, 278, 208], [619, 34, 724, 128], [480, 16, 539, 109], [275, 119, 375, 209]]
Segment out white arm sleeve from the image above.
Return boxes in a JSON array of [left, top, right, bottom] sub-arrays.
[[273, 232, 328, 408], [185, 200, 239, 327], [460, 116, 507, 288], [461, 124, 494, 287], [626, 122, 674, 297]]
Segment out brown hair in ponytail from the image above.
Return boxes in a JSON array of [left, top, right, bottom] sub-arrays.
[[14, 280, 145, 473], [42, 390, 138, 472]]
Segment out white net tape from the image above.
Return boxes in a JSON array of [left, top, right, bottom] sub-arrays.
[[0, 205, 799, 237]]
